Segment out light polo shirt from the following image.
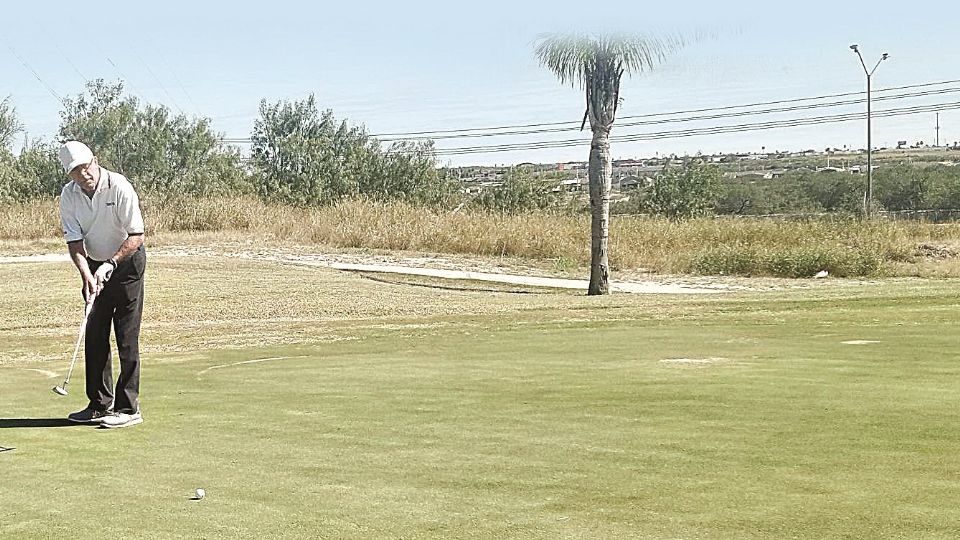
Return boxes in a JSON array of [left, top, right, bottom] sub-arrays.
[[59, 169, 145, 262]]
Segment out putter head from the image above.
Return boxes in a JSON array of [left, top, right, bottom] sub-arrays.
[[52, 385, 68, 396]]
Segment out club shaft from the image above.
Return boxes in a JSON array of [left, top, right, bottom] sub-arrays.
[[62, 298, 95, 387]]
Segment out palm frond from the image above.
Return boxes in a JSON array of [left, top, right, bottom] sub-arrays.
[[534, 32, 684, 89]]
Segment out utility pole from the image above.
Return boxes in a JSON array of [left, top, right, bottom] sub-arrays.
[[936, 112, 940, 147], [850, 44, 890, 218]]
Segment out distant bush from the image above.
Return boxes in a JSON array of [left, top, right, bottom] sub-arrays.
[[251, 96, 456, 207], [715, 166, 960, 217], [614, 161, 720, 219], [691, 245, 883, 278], [643, 161, 721, 219], [469, 168, 561, 213], [60, 80, 249, 196]]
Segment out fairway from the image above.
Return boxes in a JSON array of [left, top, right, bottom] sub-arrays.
[[2, 256, 960, 539]]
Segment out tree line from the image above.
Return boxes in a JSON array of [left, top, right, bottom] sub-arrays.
[[1, 80, 457, 206], [2, 79, 959, 219], [611, 163, 960, 219]]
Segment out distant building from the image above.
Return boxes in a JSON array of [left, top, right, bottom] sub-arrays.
[[618, 176, 643, 190], [556, 178, 581, 193]]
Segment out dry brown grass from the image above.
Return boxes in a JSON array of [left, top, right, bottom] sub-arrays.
[[2, 196, 959, 276]]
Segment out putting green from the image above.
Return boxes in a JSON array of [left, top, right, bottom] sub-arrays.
[[2, 257, 959, 539]]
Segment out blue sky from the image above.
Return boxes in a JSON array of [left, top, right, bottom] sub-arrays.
[[3, 0, 958, 166]]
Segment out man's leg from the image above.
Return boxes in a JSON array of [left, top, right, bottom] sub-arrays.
[[84, 285, 115, 411], [111, 247, 145, 414]]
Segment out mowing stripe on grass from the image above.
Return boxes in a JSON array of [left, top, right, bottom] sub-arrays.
[[196, 355, 311, 378]]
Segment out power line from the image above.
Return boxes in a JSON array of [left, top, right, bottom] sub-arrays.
[[138, 54, 186, 116], [433, 100, 960, 155], [219, 79, 960, 145], [436, 101, 960, 155], [3, 40, 66, 106], [28, 14, 90, 86], [104, 56, 149, 105], [157, 52, 201, 116], [218, 84, 960, 146], [54, 46, 90, 84], [379, 86, 960, 142], [369, 78, 960, 138]]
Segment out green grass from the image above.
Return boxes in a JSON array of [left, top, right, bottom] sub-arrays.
[[2, 256, 960, 538]]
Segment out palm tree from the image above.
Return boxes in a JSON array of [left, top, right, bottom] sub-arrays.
[[536, 34, 680, 295]]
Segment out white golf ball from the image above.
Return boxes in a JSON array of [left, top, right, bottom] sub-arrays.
[[195, 488, 205, 499]]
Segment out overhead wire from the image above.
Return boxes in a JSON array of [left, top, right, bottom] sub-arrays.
[[368, 79, 960, 138], [157, 52, 201, 116], [3, 39, 67, 107], [379, 87, 960, 142], [433, 101, 960, 155], [138, 55, 186, 115], [218, 82, 960, 153]]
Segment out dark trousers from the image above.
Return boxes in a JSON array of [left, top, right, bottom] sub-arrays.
[[85, 245, 146, 414]]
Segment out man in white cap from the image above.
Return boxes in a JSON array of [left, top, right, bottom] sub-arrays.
[[58, 140, 146, 429]]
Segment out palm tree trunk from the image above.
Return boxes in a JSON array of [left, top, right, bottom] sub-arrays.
[[588, 126, 612, 295]]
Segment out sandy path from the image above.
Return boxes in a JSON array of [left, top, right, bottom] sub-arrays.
[[0, 250, 734, 294]]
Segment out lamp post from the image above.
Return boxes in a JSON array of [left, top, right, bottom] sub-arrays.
[[850, 44, 889, 218]]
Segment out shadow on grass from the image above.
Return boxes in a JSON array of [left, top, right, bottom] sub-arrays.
[[0, 418, 80, 429]]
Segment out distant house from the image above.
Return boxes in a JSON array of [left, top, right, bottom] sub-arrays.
[[555, 178, 581, 193], [635, 165, 663, 176], [618, 176, 643, 190], [479, 181, 503, 190]]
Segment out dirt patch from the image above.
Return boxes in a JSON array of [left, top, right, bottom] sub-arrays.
[[916, 243, 957, 260], [660, 357, 729, 366]]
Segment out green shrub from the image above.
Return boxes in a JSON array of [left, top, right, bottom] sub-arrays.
[[691, 245, 884, 278]]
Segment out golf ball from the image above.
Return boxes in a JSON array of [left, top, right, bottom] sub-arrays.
[[195, 488, 205, 499]]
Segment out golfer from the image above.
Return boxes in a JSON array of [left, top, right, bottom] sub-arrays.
[[58, 141, 146, 429]]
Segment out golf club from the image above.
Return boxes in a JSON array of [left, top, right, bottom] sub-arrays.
[[52, 294, 97, 396]]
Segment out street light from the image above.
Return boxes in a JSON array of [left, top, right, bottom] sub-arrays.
[[850, 44, 890, 217]]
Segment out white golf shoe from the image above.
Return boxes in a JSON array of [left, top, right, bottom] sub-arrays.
[[99, 411, 143, 429]]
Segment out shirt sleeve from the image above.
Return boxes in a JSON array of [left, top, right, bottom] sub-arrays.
[[59, 192, 84, 243], [116, 182, 145, 235]]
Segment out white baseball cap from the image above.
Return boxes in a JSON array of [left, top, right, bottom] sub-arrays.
[[58, 141, 94, 174]]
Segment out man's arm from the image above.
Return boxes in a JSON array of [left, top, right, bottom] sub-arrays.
[[67, 240, 97, 301], [111, 177, 145, 266], [109, 233, 144, 266]]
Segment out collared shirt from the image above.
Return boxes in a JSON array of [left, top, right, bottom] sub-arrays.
[[59, 168, 145, 261]]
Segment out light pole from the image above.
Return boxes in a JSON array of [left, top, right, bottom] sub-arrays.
[[850, 44, 889, 218]]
